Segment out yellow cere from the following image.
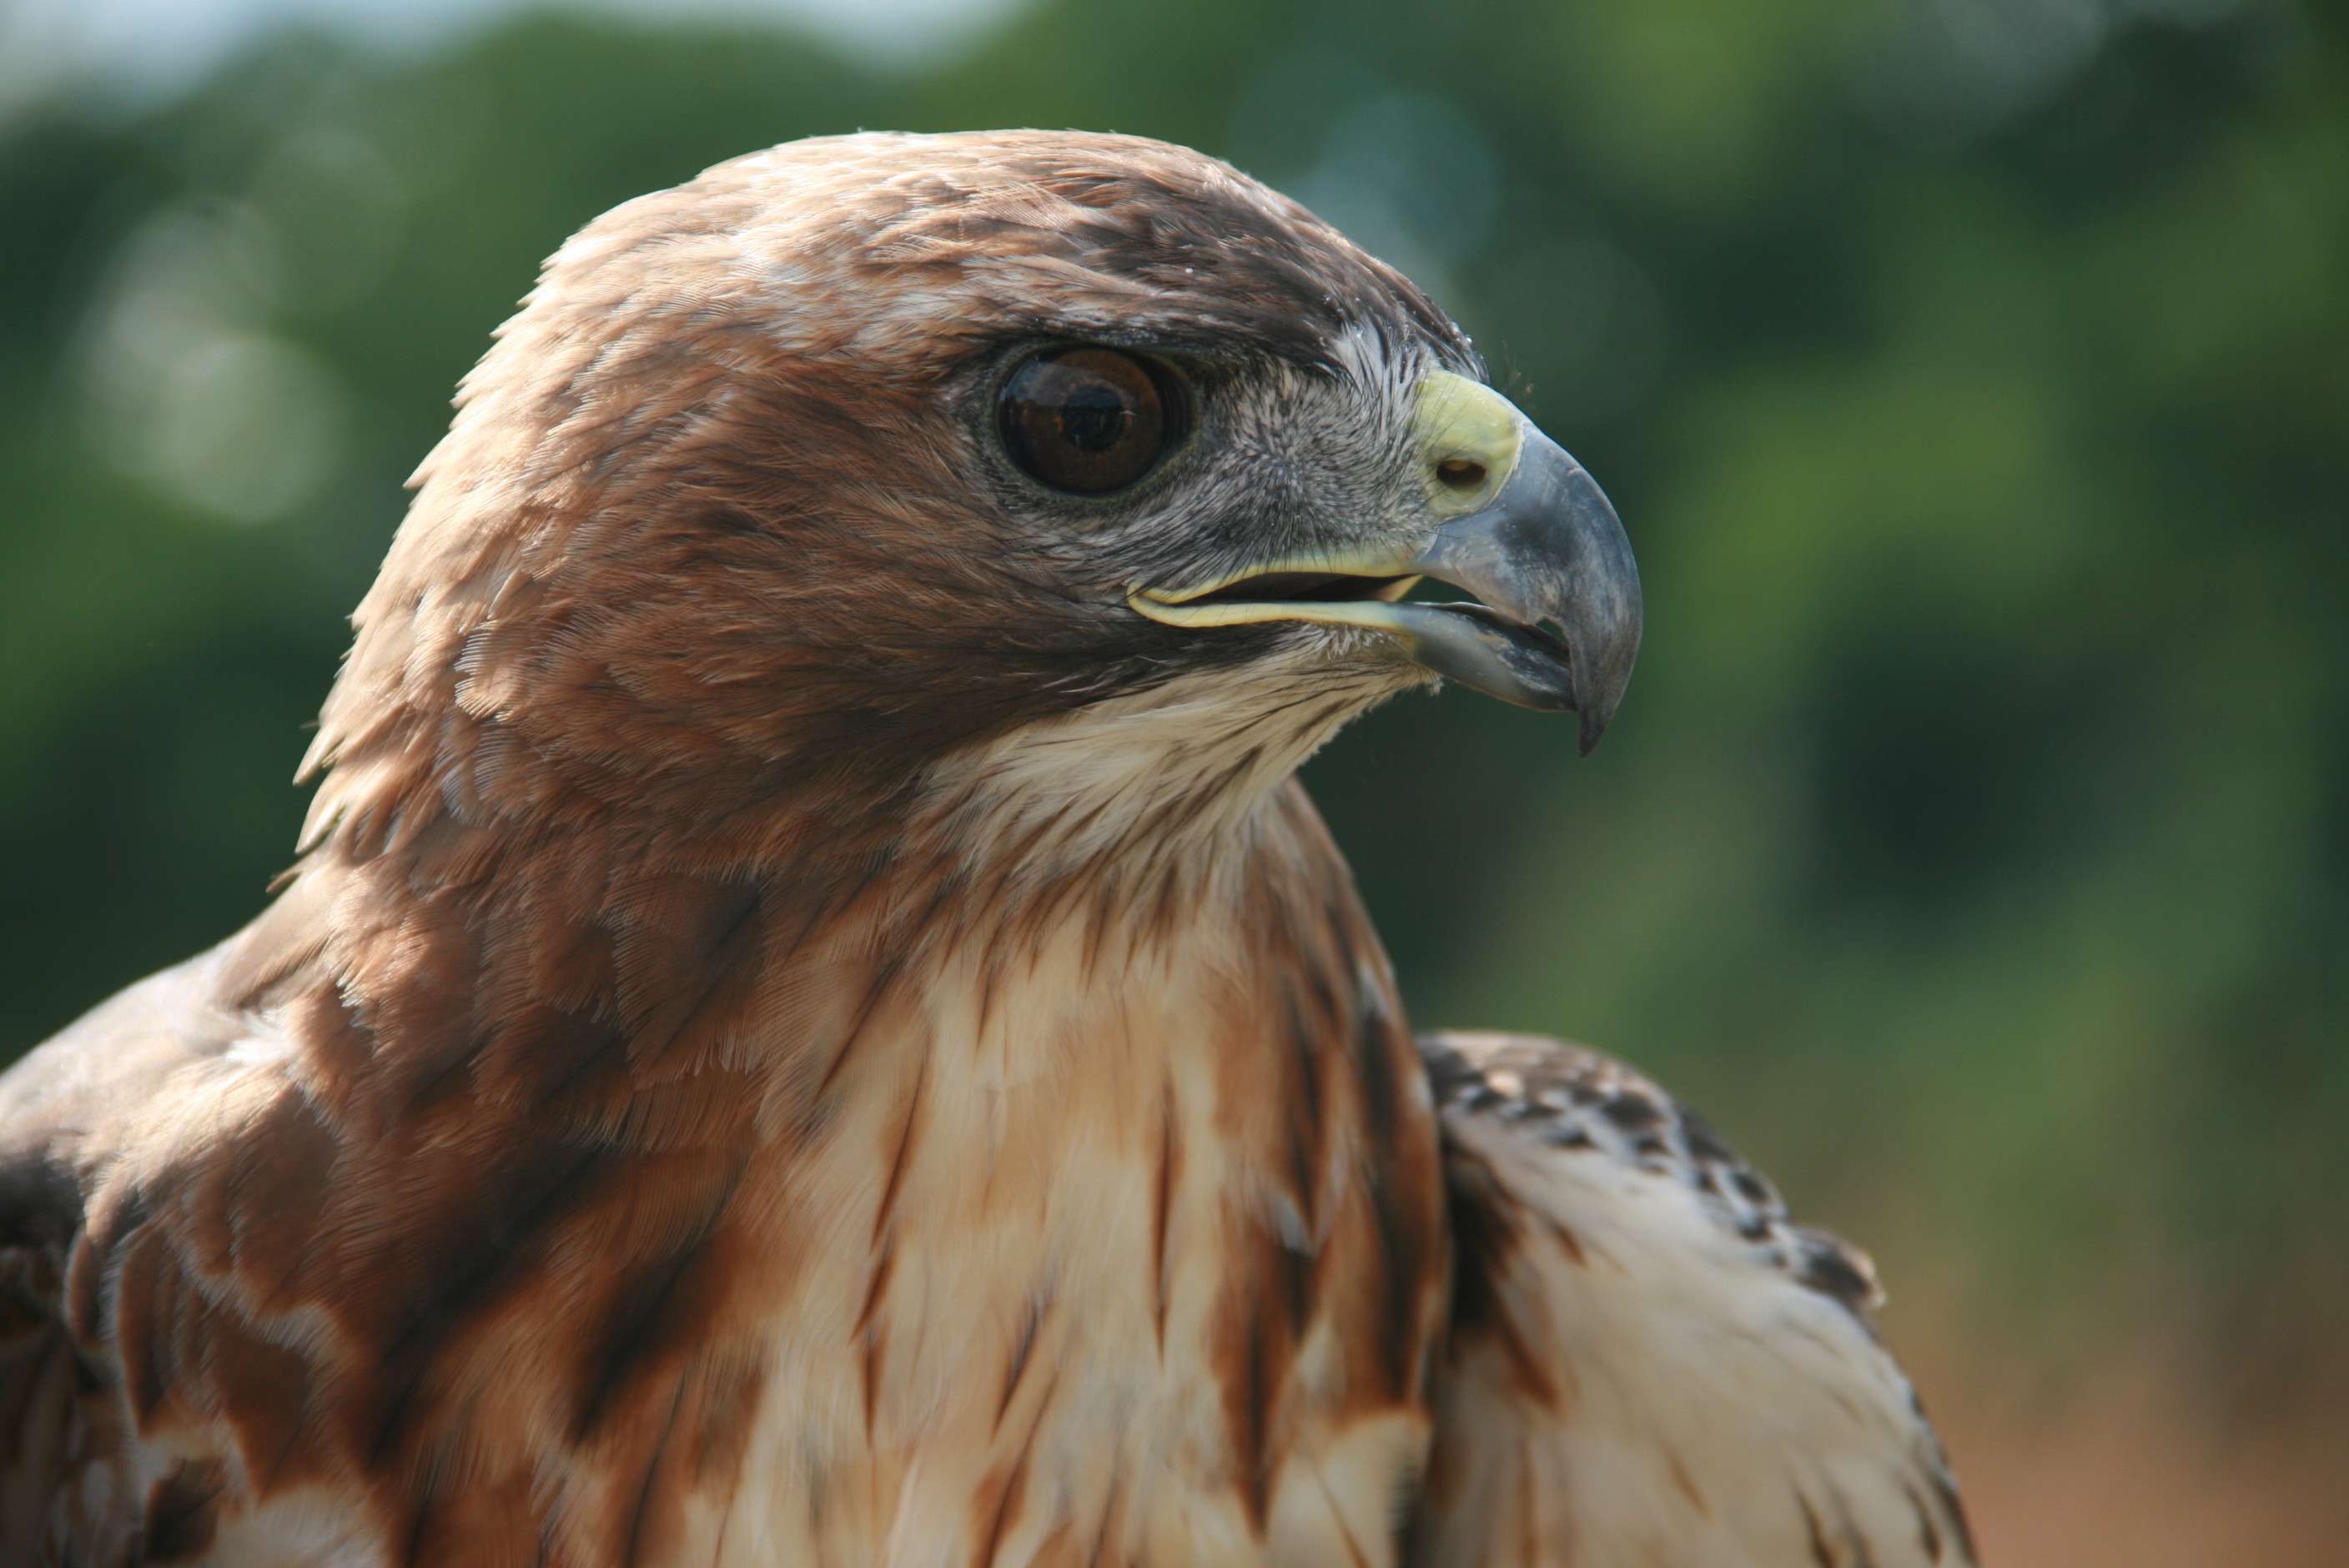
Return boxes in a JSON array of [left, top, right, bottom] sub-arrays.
[[1412, 371, 1522, 517]]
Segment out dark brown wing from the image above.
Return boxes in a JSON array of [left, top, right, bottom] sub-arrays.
[[1411, 1032, 1974, 1568], [0, 945, 259, 1565]]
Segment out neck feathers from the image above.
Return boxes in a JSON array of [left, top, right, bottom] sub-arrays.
[[196, 670, 1449, 1563]]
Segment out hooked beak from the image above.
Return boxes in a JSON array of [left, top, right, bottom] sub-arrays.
[[1129, 372, 1643, 756]]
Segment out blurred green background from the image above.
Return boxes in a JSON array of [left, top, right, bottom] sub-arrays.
[[3, 0, 2343, 1554]]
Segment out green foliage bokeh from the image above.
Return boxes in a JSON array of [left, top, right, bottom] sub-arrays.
[[2, 0, 2342, 1415]]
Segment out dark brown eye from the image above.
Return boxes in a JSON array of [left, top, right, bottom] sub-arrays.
[[997, 346, 1179, 494]]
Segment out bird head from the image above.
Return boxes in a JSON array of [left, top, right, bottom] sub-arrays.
[[304, 131, 1640, 855]]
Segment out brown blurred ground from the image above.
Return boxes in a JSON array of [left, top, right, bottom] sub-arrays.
[[1915, 1337, 2349, 1565]]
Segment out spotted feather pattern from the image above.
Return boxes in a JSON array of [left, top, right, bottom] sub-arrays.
[[1422, 1033, 1886, 1319], [1412, 1031, 1975, 1568]]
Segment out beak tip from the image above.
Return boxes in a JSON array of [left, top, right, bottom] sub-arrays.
[[1568, 631, 1638, 758], [1574, 700, 1616, 757]]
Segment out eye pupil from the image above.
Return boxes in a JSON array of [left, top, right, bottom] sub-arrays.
[[998, 346, 1180, 493], [1062, 385, 1132, 452]]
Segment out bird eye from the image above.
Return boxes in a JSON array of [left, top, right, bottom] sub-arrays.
[[998, 346, 1180, 494]]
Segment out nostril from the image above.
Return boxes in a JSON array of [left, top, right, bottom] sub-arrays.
[[1436, 457, 1487, 490]]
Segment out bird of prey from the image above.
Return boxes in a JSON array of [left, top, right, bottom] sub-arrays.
[[0, 132, 1970, 1567]]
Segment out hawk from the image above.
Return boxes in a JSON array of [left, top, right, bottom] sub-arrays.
[[0, 132, 1971, 1567]]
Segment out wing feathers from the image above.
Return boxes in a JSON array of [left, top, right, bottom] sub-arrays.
[[1412, 1031, 1974, 1568]]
